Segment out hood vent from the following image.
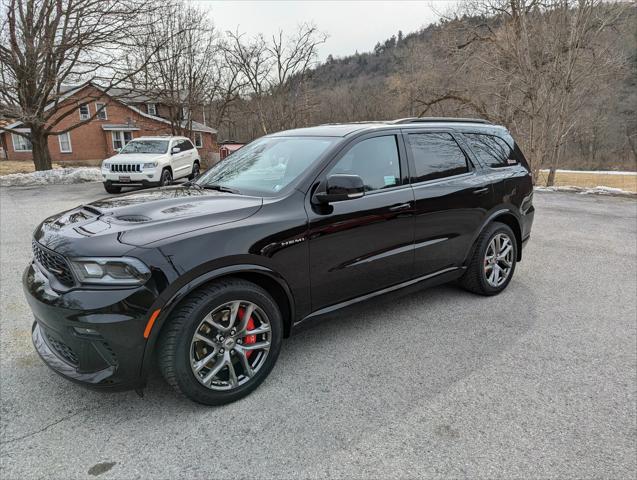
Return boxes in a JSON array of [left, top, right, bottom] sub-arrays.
[[116, 215, 151, 223], [82, 205, 102, 216]]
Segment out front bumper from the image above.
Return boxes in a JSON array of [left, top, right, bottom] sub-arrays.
[[102, 170, 159, 186], [23, 262, 156, 390]]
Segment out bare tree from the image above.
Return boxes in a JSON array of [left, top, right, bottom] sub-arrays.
[[0, 0, 169, 170], [407, 0, 628, 183], [223, 24, 327, 135], [131, 1, 225, 137]]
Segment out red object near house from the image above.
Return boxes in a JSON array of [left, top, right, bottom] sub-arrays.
[[1, 83, 219, 166], [219, 143, 244, 160]]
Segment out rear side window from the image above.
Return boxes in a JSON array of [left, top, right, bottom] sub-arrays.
[[329, 135, 401, 192], [407, 133, 469, 182], [464, 133, 517, 168]]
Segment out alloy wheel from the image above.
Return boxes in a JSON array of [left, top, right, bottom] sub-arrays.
[[189, 300, 271, 391], [483, 232, 514, 287], [161, 170, 172, 186]]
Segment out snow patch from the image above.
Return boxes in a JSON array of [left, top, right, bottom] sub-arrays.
[[0, 167, 102, 187], [538, 169, 637, 176], [535, 185, 636, 197]]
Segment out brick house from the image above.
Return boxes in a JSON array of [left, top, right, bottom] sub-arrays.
[[1, 83, 218, 166]]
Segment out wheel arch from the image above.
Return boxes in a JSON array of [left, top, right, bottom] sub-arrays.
[[491, 212, 522, 261], [139, 264, 294, 382], [464, 209, 523, 265]]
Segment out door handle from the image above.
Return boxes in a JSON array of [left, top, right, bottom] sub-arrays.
[[473, 187, 489, 195], [389, 202, 412, 212]]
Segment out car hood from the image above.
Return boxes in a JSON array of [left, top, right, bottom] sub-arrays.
[[105, 153, 167, 164], [34, 186, 263, 253]]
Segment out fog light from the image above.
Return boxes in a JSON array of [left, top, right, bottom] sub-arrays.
[[73, 326, 100, 336]]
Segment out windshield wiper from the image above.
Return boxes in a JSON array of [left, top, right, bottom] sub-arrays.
[[198, 184, 241, 194]]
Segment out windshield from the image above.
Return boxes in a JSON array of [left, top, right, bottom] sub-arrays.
[[195, 136, 337, 196], [120, 140, 169, 154]]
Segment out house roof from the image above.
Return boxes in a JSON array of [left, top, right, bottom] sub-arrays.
[[4, 82, 217, 134], [220, 144, 244, 151]]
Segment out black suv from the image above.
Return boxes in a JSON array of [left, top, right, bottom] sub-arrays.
[[24, 118, 534, 405]]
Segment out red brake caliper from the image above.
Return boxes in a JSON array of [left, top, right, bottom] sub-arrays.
[[238, 307, 257, 359]]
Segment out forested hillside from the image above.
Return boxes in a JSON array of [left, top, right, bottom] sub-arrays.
[[217, 1, 636, 175]]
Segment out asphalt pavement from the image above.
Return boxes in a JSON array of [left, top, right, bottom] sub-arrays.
[[1, 183, 635, 479]]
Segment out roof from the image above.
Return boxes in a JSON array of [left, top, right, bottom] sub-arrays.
[[270, 118, 505, 138], [3, 82, 217, 134], [101, 124, 141, 131], [135, 135, 191, 140], [220, 144, 244, 150]]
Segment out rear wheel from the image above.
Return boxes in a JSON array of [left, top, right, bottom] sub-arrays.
[[187, 161, 200, 180], [160, 168, 173, 186], [103, 182, 121, 194], [460, 222, 517, 296], [157, 279, 283, 405]]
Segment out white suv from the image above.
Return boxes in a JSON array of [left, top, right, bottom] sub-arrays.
[[101, 136, 201, 194]]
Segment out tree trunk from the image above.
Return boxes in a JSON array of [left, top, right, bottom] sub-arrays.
[[546, 167, 556, 187], [30, 126, 53, 171]]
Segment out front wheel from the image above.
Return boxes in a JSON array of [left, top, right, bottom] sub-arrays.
[[459, 222, 517, 296], [157, 279, 283, 405]]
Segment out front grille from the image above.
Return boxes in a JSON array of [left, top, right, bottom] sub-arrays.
[[110, 163, 141, 173], [46, 333, 79, 366], [32, 240, 75, 287]]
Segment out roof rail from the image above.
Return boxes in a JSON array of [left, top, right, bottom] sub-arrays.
[[391, 117, 491, 125]]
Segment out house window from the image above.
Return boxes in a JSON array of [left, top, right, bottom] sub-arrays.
[[111, 131, 133, 150], [181, 106, 189, 120], [58, 132, 72, 153], [193, 132, 203, 148], [79, 104, 90, 120], [147, 103, 157, 116], [95, 102, 107, 120], [11, 132, 32, 152]]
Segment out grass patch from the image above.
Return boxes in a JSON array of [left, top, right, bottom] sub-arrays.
[[537, 170, 637, 192]]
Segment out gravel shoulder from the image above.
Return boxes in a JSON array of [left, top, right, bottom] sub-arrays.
[[1, 184, 635, 479]]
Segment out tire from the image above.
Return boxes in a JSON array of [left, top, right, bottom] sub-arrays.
[[160, 168, 173, 186], [187, 161, 200, 180], [157, 278, 283, 405], [103, 182, 121, 194], [459, 222, 517, 296]]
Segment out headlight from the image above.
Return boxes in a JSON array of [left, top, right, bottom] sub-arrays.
[[69, 257, 151, 286], [101, 163, 109, 170], [143, 162, 158, 169]]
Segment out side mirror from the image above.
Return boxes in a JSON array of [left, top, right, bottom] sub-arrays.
[[171, 147, 180, 154], [314, 174, 365, 204]]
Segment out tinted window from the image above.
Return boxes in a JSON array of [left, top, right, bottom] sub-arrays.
[[464, 133, 517, 168], [172, 140, 188, 152], [181, 139, 194, 151], [329, 135, 400, 191], [408, 133, 469, 182]]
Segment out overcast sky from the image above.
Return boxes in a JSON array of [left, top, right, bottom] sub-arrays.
[[194, 0, 459, 61]]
